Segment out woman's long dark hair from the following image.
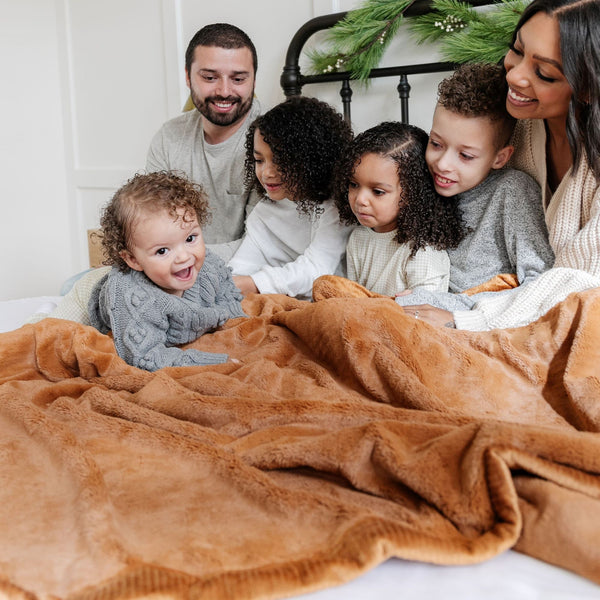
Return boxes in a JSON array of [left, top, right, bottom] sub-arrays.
[[511, 0, 600, 179]]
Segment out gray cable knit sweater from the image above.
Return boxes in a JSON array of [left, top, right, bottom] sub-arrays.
[[88, 250, 246, 371]]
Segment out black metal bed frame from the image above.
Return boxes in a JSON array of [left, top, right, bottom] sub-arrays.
[[280, 0, 494, 124]]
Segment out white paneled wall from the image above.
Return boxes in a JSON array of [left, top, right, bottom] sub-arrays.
[[57, 0, 177, 289], [1, 0, 443, 301], [0, 0, 71, 300]]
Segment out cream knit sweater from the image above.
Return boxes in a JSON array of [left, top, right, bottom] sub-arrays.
[[454, 119, 600, 330]]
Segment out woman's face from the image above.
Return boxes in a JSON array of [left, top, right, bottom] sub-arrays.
[[504, 12, 572, 124]]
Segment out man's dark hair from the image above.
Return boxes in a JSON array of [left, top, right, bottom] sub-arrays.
[[185, 23, 257, 76]]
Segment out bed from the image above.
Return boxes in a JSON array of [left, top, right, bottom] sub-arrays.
[[1, 3, 600, 599], [1, 290, 600, 599]]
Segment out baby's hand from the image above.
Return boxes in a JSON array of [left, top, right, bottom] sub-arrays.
[[228, 357, 242, 365]]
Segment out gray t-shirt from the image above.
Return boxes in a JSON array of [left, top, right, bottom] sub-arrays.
[[146, 101, 261, 251]]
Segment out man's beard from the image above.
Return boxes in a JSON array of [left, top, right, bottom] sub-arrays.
[[191, 89, 254, 127]]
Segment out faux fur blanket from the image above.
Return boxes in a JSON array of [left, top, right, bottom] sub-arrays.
[[1, 290, 600, 599]]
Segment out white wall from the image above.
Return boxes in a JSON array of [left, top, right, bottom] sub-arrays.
[[0, 0, 445, 301], [0, 0, 71, 300]]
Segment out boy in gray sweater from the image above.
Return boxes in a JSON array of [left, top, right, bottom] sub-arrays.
[[88, 171, 246, 371], [396, 63, 554, 321]]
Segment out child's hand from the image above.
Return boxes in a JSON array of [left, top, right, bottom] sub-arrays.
[[233, 275, 259, 296], [395, 289, 413, 298], [403, 304, 455, 328]]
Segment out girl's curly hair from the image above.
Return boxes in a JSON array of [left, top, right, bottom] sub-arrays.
[[244, 96, 353, 216], [334, 121, 465, 255], [100, 170, 211, 272]]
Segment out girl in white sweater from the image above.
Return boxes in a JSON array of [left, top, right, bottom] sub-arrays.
[[408, 0, 600, 330], [228, 96, 354, 300]]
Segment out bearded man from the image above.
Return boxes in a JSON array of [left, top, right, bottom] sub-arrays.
[[147, 23, 261, 260]]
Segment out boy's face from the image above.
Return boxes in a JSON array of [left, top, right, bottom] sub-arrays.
[[425, 105, 513, 197], [121, 208, 206, 297]]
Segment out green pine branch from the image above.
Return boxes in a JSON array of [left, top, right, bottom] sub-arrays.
[[410, 0, 528, 63], [409, 0, 479, 43], [307, 0, 528, 81], [307, 0, 416, 81]]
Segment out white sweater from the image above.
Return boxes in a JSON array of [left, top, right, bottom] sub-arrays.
[[454, 119, 600, 330], [228, 199, 353, 300], [347, 227, 450, 296]]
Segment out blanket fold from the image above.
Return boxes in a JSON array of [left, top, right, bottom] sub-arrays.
[[0, 289, 599, 599]]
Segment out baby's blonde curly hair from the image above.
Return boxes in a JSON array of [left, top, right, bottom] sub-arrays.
[[100, 171, 211, 272]]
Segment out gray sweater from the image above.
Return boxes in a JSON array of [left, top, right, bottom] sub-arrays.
[[396, 168, 554, 312], [88, 250, 246, 371]]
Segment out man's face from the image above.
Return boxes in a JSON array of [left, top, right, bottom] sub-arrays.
[[186, 45, 255, 128]]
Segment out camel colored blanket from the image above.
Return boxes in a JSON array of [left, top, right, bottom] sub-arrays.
[[0, 290, 600, 599]]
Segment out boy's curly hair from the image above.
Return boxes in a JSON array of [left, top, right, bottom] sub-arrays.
[[335, 121, 465, 255], [437, 63, 516, 149], [244, 96, 353, 216], [100, 171, 211, 272]]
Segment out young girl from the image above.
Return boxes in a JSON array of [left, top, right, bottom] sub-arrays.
[[228, 96, 355, 300], [88, 171, 246, 371], [334, 121, 465, 296]]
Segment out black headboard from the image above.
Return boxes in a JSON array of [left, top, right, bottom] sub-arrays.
[[280, 0, 496, 124]]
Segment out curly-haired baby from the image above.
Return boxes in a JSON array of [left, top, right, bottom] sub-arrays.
[[396, 63, 554, 327], [334, 121, 465, 296], [228, 96, 355, 299], [88, 171, 245, 371]]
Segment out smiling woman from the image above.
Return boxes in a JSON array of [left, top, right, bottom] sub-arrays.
[[402, 0, 600, 332]]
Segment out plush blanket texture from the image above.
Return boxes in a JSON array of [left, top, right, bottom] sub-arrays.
[[0, 290, 599, 599]]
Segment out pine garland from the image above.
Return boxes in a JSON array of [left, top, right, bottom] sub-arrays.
[[307, 0, 528, 81], [410, 0, 529, 63], [308, 0, 416, 81]]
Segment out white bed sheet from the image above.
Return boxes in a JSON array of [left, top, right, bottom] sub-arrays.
[[300, 551, 600, 599], [0, 296, 61, 333], [0, 295, 62, 333], [1, 296, 599, 599]]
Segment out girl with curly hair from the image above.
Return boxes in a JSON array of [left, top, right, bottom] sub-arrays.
[[334, 121, 464, 297], [228, 96, 354, 299], [87, 171, 245, 371]]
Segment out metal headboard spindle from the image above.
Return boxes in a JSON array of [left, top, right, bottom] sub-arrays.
[[280, 0, 495, 123]]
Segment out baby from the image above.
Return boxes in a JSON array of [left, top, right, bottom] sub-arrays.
[[88, 171, 245, 371]]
